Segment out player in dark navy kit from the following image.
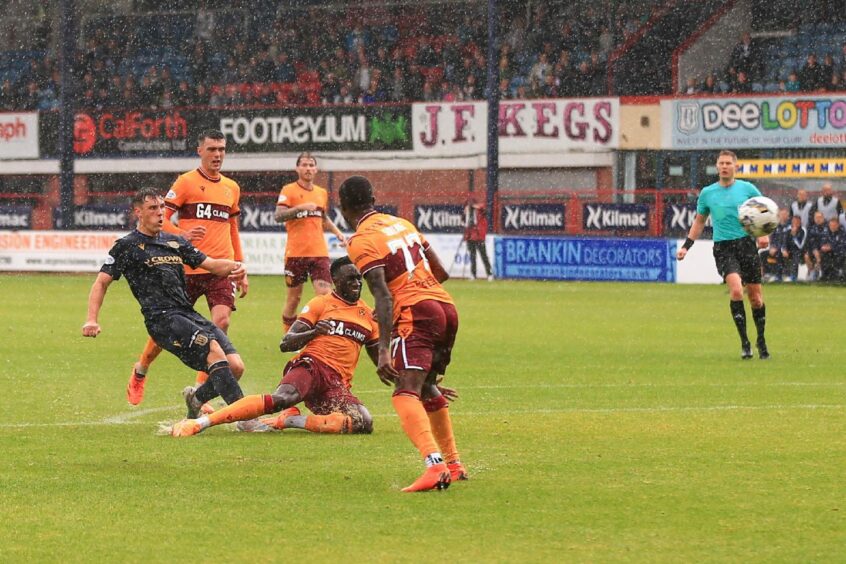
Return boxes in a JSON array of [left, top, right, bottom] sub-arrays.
[[83, 188, 252, 419], [677, 150, 771, 360]]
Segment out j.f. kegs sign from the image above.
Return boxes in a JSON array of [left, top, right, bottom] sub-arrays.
[[0, 206, 32, 229], [583, 204, 650, 231], [414, 205, 465, 233], [413, 99, 618, 156], [500, 204, 565, 232], [219, 107, 411, 152]]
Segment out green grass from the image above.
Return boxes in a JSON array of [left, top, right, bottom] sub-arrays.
[[1, 274, 844, 562]]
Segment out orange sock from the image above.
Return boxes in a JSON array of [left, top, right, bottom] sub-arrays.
[[195, 371, 208, 385], [427, 406, 460, 464], [304, 413, 353, 434], [392, 392, 439, 458], [207, 394, 268, 426], [139, 338, 161, 370]]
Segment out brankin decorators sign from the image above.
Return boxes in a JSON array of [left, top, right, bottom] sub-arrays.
[[661, 94, 846, 149], [218, 107, 411, 152]]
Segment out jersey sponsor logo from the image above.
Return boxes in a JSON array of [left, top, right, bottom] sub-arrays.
[[501, 204, 565, 231], [180, 203, 231, 222], [415, 205, 465, 233], [324, 319, 368, 343], [166, 189, 177, 199], [583, 204, 650, 231], [145, 255, 183, 267]]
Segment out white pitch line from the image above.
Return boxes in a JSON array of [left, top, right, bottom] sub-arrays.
[[102, 405, 179, 424], [353, 381, 846, 394], [1, 403, 843, 429]]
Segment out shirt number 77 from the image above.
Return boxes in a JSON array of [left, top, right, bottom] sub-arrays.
[[387, 232, 430, 279]]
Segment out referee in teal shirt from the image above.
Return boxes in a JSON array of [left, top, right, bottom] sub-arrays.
[[677, 150, 771, 360]]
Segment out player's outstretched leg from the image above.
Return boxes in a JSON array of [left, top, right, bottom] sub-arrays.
[[423, 393, 467, 481], [127, 338, 162, 404], [392, 389, 451, 492]]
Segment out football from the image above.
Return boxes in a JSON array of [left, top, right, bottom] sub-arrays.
[[737, 196, 779, 237]]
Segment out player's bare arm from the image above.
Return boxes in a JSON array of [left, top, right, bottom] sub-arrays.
[[279, 319, 332, 352], [323, 215, 347, 246], [200, 257, 246, 280], [424, 245, 449, 282], [362, 267, 399, 384], [677, 213, 708, 261], [163, 207, 206, 242], [229, 220, 249, 298], [82, 272, 114, 337], [275, 202, 319, 222]]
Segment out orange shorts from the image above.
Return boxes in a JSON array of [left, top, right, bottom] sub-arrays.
[[391, 300, 458, 375]]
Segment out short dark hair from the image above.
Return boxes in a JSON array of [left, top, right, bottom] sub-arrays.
[[197, 129, 225, 145], [296, 152, 317, 166], [718, 149, 737, 161], [339, 176, 374, 211], [131, 187, 162, 208], [330, 256, 354, 280]]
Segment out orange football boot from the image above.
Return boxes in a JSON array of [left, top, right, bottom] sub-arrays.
[[401, 463, 451, 492]]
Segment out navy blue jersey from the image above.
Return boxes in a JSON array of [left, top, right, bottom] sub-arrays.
[[100, 230, 207, 320]]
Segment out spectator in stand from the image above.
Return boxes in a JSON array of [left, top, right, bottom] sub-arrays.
[[462, 74, 478, 100], [781, 215, 807, 282], [806, 211, 827, 281], [373, 45, 392, 77], [255, 49, 276, 79], [194, 83, 210, 107], [333, 82, 355, 104], [257, 83, 276, 105], [320, 73, 340, 104], [498, 77, 512, 99], [784, 70, 801, 92], [799, 53, 828, 92], [811, 183, 843, 221], [541, 73, 559, 98], [174, 80, 194, 107], [422, 80, 438, 102], [731, 70, 753, 93], [191, 42, 210, 85], [389, 66, 407, 102], [682, 76, 699, 94], [572, 60, 594, 97], [288, 83, 307, 105], [329, 47, 351, 84], [729, 32, 761, 82], [19, 81, 40, 111], [360, 75, 387, 104], [530, 52, 551, 83], [829, 72, 842, 91], [353, 53, 373, 97], [818, 217, 846, 282], [274, 52, 297, 83], [822, 53, 836, 84]]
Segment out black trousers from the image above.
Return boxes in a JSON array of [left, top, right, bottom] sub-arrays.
[[467, 239, 491, 278]]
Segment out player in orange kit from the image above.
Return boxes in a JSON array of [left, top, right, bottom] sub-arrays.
[[170, 257, 380, 436], [276, 153, 346, 333], [126, 129, 248, 407], [338, 175, 467, 492]]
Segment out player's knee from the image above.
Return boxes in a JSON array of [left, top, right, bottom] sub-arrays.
[[212, 315, 231, 333], [227, 355, 245, 379], [271, 384, 300, 409]]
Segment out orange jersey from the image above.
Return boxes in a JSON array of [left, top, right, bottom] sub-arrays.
[[346, 211, 453, 323], [165, 168, 241, 275], [293, 292, 379, 386], [277, 182, 329, 259]]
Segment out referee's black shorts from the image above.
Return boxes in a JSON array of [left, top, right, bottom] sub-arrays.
[[145, 309, 237, 372], [713, 237, 762, 284]]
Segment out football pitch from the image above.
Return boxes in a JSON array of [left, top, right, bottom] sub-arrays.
[[1, 273, 844, 562]]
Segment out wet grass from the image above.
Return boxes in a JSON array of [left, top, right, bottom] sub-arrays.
[[1, 274, 844, 562]]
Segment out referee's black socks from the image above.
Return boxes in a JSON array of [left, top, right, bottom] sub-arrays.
[[729, 300, 750, 346], [751, 304, 766, 344]]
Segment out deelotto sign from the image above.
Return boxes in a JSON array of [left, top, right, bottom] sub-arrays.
[[662, 94, 846, 149]]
